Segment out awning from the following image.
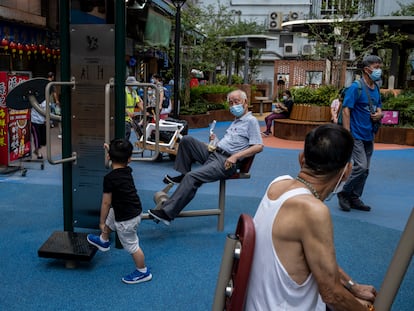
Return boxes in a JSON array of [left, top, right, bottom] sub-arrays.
[[151, 0, 175, 16], [144, 8, 172, 48]]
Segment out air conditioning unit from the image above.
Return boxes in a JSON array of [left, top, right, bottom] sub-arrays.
[[289, 11, 302, 21], [268, 11, 283, 31], [302, 44, 315, 55], [284, 43, 298, 57]]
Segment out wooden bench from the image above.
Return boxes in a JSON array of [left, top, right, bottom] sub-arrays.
[[273, 118, 329, 141], [141, 155, 255, 231]]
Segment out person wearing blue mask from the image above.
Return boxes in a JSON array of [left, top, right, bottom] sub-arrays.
[[148, 89, 263, 225], [262, 89, 294, 137], [337, 55, 383, 212], [125, 76, 143, 140]]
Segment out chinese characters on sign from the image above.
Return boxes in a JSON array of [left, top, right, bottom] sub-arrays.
[[0, 72, 31, 165]]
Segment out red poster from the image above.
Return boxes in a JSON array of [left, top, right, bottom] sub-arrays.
[[0, 72, 31, 166], [8, 109, 31, 162]]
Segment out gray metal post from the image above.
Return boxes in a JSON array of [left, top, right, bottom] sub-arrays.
[[374, 208, 414, 311]]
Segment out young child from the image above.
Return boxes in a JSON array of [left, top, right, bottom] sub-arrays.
[[87, 138, 152, 284]]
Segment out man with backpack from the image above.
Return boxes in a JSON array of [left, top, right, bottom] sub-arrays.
[[337, 55, 383, 212], [151, 74, 171, 120]]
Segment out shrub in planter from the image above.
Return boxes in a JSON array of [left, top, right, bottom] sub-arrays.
[[190, 85, 237, 104], [291, 85, 338, 106]]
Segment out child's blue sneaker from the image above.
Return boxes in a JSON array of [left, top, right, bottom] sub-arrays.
[[122, 268, 152, 284], [86, 234, 110, 251]]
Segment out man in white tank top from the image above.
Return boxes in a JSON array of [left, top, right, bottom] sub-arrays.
[[245, 124, 377, 311]]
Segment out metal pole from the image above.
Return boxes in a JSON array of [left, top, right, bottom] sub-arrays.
[[374, 208, 414, 311], [173, 4, 181, 118], [244, 45, 249, 84], [59, 0, 73, 232], [115, 0, 126, 138]]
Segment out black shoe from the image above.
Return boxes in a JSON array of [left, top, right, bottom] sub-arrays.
[[163, 174, 184, 185], [350, 197, 371, 211], [337, 192, 351, 212], [148, 209, 171, 226]]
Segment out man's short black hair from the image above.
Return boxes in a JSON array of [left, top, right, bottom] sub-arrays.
[[108, 138, 133, 165], [358, 55, 382, 69], [304, 124, 354, 174]]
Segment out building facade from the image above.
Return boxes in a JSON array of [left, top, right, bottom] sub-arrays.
[[193, 0, 414, 95]]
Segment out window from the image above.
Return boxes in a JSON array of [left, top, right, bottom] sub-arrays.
[[306, 71, 323, 85]]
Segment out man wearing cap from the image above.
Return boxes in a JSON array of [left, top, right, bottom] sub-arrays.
[[337, 55, 383, 212], [125, 76, 143, 140]]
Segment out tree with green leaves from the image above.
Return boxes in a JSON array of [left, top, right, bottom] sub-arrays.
[[307, 0, 407, 88], [176, 0, 265, 106]]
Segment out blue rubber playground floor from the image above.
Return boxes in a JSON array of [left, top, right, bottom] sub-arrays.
[[1, 121, 413, 310]]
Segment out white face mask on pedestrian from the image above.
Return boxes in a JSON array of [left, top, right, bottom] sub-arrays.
[[325, 165, 348, 201]]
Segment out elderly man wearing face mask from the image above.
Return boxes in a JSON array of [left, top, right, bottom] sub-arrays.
[[337, 55, 383, 212], [148, 89, 263, 225]]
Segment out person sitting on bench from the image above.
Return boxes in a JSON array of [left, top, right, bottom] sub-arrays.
[[148, 89, 263, 225], [262, 89, 294, 136]]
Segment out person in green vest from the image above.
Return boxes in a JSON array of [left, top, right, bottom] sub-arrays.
[[125, 76, 143, 141]]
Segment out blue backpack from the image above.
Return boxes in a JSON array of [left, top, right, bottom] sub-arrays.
[[337, 80, 362, 126]]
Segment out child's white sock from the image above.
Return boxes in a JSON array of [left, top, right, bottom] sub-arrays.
[[137, 267, 147, 273], [99, 234, 109, 242]]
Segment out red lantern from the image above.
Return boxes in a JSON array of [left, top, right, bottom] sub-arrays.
[[9, 41, 17, 57], [25, 44, 31, 59], [38, 44, 46, 58], [17, 43, 24, 59], [46, 47, 52, 61], [31, 43, 37, 57], [1, 38, 9, 51]]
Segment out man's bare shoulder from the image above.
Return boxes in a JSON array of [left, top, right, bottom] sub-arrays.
[[275, 193, 331, 235]]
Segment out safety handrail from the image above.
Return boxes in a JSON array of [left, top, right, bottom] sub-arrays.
[[45, 78, 77, 165], [104, 78, 115, 168]]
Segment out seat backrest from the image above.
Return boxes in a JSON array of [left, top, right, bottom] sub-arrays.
[[230, 155, 255, 179], [225, 213, 256, 311], [212, 214, 256, 311]]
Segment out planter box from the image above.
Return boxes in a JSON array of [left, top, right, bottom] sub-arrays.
[[208, 109, 234, 122], [179, 113, 212, 129], [375, 126, 414, 145], [290, 104, 331, 122]]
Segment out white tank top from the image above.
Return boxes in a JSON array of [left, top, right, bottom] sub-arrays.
[[245, 175, 326, 311]]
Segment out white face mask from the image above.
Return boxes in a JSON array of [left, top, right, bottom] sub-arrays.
[[325, 165, 348, 201]]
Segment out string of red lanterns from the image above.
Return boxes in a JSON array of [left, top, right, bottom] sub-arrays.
[[0, 37, 60, 62]]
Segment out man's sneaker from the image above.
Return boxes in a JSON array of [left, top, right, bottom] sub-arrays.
[[337, 192, 351, 212], [122, 268, 152, 284], [350, 197, 371, 211], [261, 131, 270, 137], [163, 174, 184, 184], [87, 234, 110, 251], [148, 209, 171, 226]]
